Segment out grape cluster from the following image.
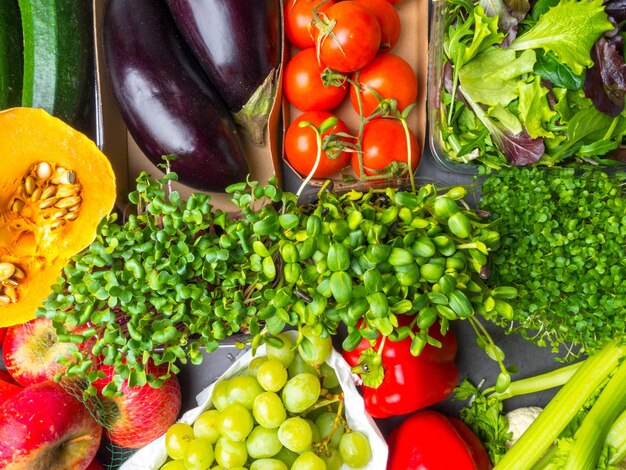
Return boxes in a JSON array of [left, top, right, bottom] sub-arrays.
[[161, 332, 372, 470]]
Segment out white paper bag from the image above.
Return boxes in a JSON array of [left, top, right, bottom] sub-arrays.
[[121, 331, 388, 469]]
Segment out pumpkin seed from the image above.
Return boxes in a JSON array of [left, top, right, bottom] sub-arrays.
[[55, 196, 81, 209], [36, 162, 52, 180], [30, 187, 42, 201], [41, 186, 57, 200], [0, 296, 11, 306], [0, 263, 16, 281], [24, 176, 36, 195], [50, 219, 67, 229], [3, 285, 17, 302], [2, 279, 18, 287], [55, 184, 78, 199], [38, 198, 57, 209], [12, 267, 25, 280], [64, 211, 79, 221], [10, 199, 24, 212], [67, 203, 81, 212], [53, 170, 76, 185]]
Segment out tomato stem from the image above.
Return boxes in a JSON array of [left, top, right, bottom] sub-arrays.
[[296, 121, 324, 198]]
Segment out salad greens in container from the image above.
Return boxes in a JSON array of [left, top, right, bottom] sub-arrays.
[[428, 0, 626, 172]]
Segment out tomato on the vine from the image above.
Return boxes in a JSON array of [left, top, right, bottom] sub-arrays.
[[284, 0, 336, 49], [316, 1, 381, 73], [352, 118, 420, 177], [350, 53, 418, 116], [284, 48, 348, 112], [354, 0, 401, 51], [285, 111, 353, 178]]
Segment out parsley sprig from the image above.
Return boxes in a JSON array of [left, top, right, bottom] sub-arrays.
[[481, 167, 626, 360]]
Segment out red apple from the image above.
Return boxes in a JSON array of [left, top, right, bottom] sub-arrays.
[[0, 326, 6, 346], [2, 317, 94, 386], [0, 381, 102, 469], [0, 372, 21, 405], [85, 457, 105, 470], [95, 362, 181, 448]]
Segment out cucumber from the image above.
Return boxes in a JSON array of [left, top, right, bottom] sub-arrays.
[[18, 0, 92, 126], [0, 0, 23, 109]]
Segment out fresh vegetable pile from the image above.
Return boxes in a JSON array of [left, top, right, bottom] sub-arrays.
[[480, 167, 626, 359], [456, 338, 626, 469], [283, 0, 422, 184], [435, 0, 626, 168]]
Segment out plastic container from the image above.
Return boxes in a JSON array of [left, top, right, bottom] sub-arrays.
[[426, 0, 626, 175], [427, 0, 478, 175]]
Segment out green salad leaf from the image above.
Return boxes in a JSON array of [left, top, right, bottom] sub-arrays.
[[459, 47, 536, 106], [517, 75, 556, 138], [509, 0, 614, 75]]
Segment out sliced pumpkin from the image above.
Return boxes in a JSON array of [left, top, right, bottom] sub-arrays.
[[0, 107, 116, 327]]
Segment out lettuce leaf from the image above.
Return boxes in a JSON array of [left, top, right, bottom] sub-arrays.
[[460, 85, 545, 165], [509, 0, 614, 75], [459, 47, 536, 106], [584, 36, 626, 117], [518, 76, 557, 138]]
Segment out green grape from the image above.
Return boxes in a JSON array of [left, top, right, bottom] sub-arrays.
[[257, 359, 288, 392], [273, 446, 299, 468], [278, 416, 313, 453], [298, 325, 333, 366], [315, 412, 344, 448], [287, 352, 320, 378], [291, 450, 327, 470], [249, 355, 269, 376], [305, 419, 321, 443], [321, 447, 343, 470], [266, 333, 296, 367], [282, 373, 321, 413], [253, 391, 287, 429], [219, 403, 254, 441], [246, 425, 283, 459], [160, 461, 186, 470], [250, 459, 289, 470], [339, 431, 372, 469], [319, 363, 339, 389], [212, 380, 232, 412], [227, 375, 264, 409], [214, 436, 248, 468], [193, 409, 221, 444], [165, 422, 195, 460], [183, 438, 214, 470]]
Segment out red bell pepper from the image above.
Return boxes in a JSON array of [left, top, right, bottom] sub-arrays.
[[342, 314, 458, 418], [387, 410, 492, 470]]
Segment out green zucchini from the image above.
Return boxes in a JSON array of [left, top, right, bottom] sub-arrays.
[[0, 0, 23, 109], [19, 0, 93, 126]]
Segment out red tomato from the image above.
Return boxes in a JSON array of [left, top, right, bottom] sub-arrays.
[[350, 53, 418, 117], [352, 118, 420, 176], [285, 111, 352, 178], [284, 48, 348, 112], [284, 0, 336, 49], [386, 0, 406, 3], [317, 1, 381, 73], [354, 0, 401, 51]]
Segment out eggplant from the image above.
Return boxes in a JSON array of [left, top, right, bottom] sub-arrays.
[[103, 0, 249, 192], [166, 0, 281, 144]]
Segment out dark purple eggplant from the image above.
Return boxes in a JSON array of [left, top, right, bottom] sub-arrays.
[[166, 0, 281, 144], [103, 0, 249, 192]]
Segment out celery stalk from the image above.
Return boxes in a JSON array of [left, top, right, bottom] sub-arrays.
[[608, 409, 626, 465], [493, 339, 626, 470], [487, 361, 581, 400], [564, 357, 626, 469]]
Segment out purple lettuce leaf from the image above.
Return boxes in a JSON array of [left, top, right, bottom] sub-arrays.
[[584, 35, 626, 117]]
